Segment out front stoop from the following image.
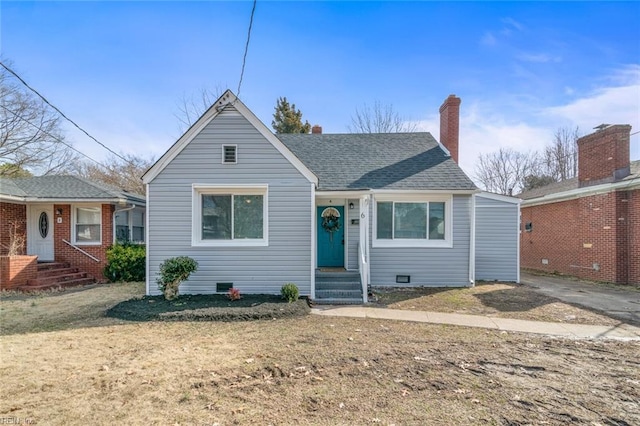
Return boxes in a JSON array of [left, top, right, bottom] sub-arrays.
[[313, 270, 363, 305], [17, 262, 96, 291]]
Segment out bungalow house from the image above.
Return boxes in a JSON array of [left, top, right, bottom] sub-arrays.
[[0, 175, 146, 289], [519, 125, 639, 285], [143, 91, 519, 303]]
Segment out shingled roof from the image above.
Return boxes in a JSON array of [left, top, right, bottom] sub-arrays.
[[0, 175, 145, 204], [518, 159, 640, 200], [278, 132, 477, 191]]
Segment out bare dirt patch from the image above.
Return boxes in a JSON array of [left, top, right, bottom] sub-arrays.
[[372, 282, 621, 326], [1, 281, 639, 425], [1, 318, 638, 425]]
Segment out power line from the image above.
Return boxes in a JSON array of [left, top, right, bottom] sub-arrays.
[[0, 103, 109, 170], [0, 60, 131, 164], [236, 0, 257, 99]]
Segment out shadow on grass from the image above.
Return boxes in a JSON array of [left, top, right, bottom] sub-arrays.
[[106, 294, 310, 322]]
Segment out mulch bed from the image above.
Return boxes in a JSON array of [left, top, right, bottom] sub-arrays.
[[106, 293, 310, 322]]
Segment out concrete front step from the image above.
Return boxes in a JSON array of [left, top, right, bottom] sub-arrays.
[[316, 281, 362, 291], [316, 289, 363, 299], [312, 298, 364, 305], [17, 277, 96, 292]]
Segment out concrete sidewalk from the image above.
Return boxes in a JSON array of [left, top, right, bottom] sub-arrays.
[[311, 306, 640, 340]]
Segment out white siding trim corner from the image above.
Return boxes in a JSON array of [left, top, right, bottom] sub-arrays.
[[469, 193, 476, 286], [310, 183, 316, 299], [145, 184, 150, 296]]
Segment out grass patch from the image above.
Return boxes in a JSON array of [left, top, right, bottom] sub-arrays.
[[106, 293, 310, 322]]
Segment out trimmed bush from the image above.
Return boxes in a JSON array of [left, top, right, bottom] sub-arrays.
[[104, 243, 146, 282], [156, 256, 198, 300], [281, 283, 299, 303]]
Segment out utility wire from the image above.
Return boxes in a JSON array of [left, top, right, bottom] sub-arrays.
[[0, 103, 110, 170], [0, 60, 131, 164], [236, 0, 257, 100]]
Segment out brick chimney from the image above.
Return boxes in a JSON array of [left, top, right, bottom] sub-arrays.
[[577, 124, 631, 187], [439, 95, 461, 163], [312, 125, 322, 134]]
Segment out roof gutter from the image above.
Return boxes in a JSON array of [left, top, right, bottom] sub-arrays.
[[521, 177, 640, 208]]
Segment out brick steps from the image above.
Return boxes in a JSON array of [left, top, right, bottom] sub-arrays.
[[16, 262, 96, 291]]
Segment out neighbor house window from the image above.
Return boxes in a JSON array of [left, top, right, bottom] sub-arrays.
[[193, 185, 268, 246], [114, 209, 145, 243], [374, 195, 451, 247], [75, 206, 102, 245]]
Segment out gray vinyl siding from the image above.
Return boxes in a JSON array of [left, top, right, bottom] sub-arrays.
[[346, 199, 360, 270], [148, 106, 312, 295], [475, 195, 519, 282], [369, 195, 472, 286]]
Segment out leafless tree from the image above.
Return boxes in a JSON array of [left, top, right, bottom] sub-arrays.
[[348, 101, 417, 133], [543, 126, 579, 181], [75, 153, 154, 195], [0, 64, 80, 175], [474, 148, 542, 195], [174, 87, 224, 132]]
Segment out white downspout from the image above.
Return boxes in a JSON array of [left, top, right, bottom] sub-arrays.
[[469, 194, 476, 287]]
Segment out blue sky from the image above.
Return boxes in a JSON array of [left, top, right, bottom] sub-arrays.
[[2, 1, 639, 176]]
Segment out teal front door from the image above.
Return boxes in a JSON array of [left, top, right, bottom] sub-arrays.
[[317, 206, 345, 267]]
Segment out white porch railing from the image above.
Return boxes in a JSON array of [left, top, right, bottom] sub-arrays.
[[62, 239, 100, 262], [358, 195, 371, 303]]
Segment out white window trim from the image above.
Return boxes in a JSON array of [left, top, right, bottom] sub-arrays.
[[115, 208, 145, 244], [221, 144, 238, 164], [192, 184, 268, 247], [372, 194, 453, 248], [72, 204, 102, 246]]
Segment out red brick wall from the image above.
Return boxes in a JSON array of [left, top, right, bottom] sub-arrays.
[[0, 255, 38, 289], [627, 189, 640, 285], [53, 204, 114, 282], [577, 125, 631, 186], [0, 202, 27, 256], [521, 189, 639, 285]]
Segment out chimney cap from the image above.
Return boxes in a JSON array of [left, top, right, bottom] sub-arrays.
[[594, 123, 611, 131]]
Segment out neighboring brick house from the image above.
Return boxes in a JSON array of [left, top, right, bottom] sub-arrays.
[[0, 176, 145, 288], [519, 125, 639, 285]]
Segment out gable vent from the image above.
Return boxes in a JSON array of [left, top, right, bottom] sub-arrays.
[[222, 145, 237, 164]]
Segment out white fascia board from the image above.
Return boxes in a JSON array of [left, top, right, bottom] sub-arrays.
[[1, 197, 134, 204], [315, 190, 372, 198], [370, 189, 479, 195], [142, 91, 232, 184], [476, 191, 522, 204], [231, 97, 318, 185], [0, 195, 27, 203], [521, 178, 640, 208]]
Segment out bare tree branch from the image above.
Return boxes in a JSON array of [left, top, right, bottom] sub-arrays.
[[74, 153, 154, 195], [543, 126, 579, 181], [348, 101, 417, 133], [474, 148, 542, 195], [0, 62, 80, 175], [174, 87, 224, 132]]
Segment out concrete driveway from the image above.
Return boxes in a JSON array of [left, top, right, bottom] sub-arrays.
[[520, 272, 640, 326]]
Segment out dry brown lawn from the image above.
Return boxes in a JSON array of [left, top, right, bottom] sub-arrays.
[[1, 283, 639, 425], [373, 282, 621, 326]]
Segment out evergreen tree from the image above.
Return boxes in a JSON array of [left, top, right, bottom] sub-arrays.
[[271, 97, 311, 134]]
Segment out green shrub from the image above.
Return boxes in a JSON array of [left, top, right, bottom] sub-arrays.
[[281, 283, 299, 303], [104, 243, 146, 282], [156, 256, 198, 300]]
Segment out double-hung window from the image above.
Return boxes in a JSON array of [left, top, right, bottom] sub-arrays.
[[74, 206, 102, 245], [193, 185, 268, 246], [374, 195, 452, 247]]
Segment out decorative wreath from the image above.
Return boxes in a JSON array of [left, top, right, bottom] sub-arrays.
[[322, 214, 341, 234]]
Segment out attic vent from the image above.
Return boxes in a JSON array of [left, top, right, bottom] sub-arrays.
[[222, 145, 237, 164]]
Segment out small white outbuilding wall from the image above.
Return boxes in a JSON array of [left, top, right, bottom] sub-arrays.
[[474, 192, 521, 283]]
